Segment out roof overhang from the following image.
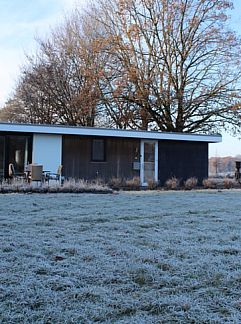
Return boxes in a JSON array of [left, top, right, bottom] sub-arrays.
[[0, 123, 222, 143]]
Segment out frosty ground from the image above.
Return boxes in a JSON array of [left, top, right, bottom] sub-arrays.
[[0, 190, 241, 323]]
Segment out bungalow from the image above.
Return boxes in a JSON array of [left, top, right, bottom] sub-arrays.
[[0, 123, 221, 186]]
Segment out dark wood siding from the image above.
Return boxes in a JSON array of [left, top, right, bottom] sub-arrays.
[[62, 135, 140, 181], [158, 140, 208, 185]]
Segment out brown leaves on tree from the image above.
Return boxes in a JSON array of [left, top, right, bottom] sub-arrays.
[[1, 0, 240, 135]]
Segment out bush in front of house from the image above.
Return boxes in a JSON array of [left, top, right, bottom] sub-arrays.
[[58, 178, 112, 193], [108, 177, 124, 190], [147, 180, 159, 190], [223, 177, 235, 189], [184, 177, 198, 190], [0, 178, 112, 194], [202, 177, 240, 189], [202, 178, 217, 189], [165, 177, 180, 190], [1, 176, 240, 193], [0, 178, 32, 193], [108, 177, 141, 190], [125, 176, 141, 190]]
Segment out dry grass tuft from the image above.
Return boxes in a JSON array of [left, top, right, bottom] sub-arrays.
[[0, 178, 112, 194], [184, 177, 198, 190], [165, 177, 179, 190], [147, 180, 159, 190], [125, 176, 141, 189], [108, 177, 124, 189], [223, 177, 235, 189], [202, 178, 217, 189], [202, 177, 240, 190]]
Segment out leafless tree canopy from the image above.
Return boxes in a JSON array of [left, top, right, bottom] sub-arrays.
[[1, 11, 105, 126], [1, 0, 241, 134], [92, 0, 241, 132]]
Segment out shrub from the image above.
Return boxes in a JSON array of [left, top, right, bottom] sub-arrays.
[[223, 177, 235, 189], [0, 178, 112, 194], [147, 180, 159, 190], [202, 178, 217, 189], [165, 177, 179, 190], [125, 176, 140, 189], [61, 179, 110, 193], [202, 177, 240, 189], [184, 177, 198, 190], [108, 177, 123, 189]]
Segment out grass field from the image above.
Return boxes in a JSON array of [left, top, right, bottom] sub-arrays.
[[0, 190, 241, 323]]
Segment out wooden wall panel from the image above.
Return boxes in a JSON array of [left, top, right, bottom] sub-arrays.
[[62, 135, 140, 181], [158, 140, 208, 185], [63, 136, 208, 184]]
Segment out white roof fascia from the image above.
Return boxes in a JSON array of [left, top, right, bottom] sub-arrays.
[[0, 123, 222, 143]]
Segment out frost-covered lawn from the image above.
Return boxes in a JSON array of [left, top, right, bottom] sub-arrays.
[[0, 190, 241, 323]]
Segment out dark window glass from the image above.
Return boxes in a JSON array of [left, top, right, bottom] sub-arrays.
[[92, 139, 105, 161], [8, 136, 30, 174], [0, 136, 4, 178]]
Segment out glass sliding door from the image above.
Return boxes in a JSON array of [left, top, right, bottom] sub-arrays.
[[0, 136, 5, 179], [140, 140, 158, 186], [7, 136, 31, 176]]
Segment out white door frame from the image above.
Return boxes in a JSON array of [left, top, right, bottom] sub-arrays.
[[140, 140, 158, 186]]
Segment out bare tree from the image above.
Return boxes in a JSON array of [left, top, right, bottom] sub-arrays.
[[17, 62, 58, 124], [4, 10, 104, 126], [0, 97, 27, 123], [90, 0, 241, 132], [3, 1, 241, 133]]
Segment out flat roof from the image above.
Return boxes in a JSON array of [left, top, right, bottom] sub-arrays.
[[0, 122, 222, 143]]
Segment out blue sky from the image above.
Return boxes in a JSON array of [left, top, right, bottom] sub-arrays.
[[0, 0, 79, 104], [0, 0, 240, 157]]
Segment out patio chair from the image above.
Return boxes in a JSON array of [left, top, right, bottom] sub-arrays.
[[45, 165, 64, 185], [8, 163, 26, 182], [30, 165, 43, 185]]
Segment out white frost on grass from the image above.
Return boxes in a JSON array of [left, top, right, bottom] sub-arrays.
[[0, 190, 241, 323]]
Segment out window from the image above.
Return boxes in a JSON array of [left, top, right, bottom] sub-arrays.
[[91, 139, 105, 162], [8, 136, 30, 174], [0, 136, 5, 178]]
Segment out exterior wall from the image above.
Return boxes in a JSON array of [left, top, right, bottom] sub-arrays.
[[32, 134, 62, 173], [0, 126, 216, 184], [62, 135, 140, 181], [63, 136, 208, 184], [158, 140, 208, 185]]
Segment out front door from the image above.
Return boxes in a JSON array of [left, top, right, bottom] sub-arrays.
[[140, 140, 158, 186]]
